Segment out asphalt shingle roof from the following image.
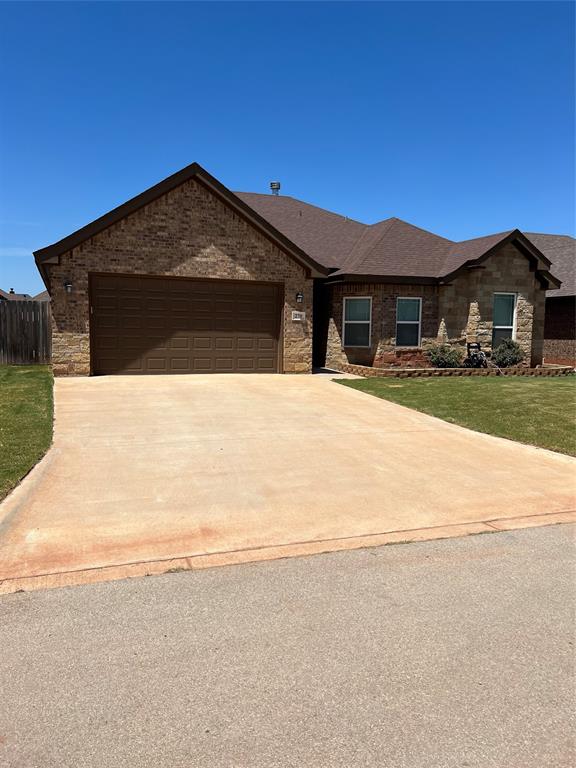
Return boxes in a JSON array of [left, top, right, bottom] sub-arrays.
[[30, 161, 571, 293], [236, 193, 567, 290], [235, 193, 365, 270], [0, 288, 32, 300], [336, 218, 453, 278], [525, 234, 575, 298]]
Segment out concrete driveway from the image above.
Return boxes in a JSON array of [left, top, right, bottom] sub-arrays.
[[0, 374, 574, 591]]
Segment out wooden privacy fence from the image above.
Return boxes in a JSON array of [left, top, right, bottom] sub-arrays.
[[0, 301, 51, 364]]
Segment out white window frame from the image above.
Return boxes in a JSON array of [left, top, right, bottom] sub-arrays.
[[395, 297, 422, 348], [492, 292, 517, 344], [342, 296, 372, 348]]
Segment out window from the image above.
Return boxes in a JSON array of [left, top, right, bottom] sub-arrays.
[[396, 297, 422, 347], [492, 293, 516, 347], [343, 297, 372, 347]]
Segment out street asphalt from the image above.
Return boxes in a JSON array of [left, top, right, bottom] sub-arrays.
[[0, 524, 574, 768]]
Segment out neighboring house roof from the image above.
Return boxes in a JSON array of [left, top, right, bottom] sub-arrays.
[[525, 233, 575, 299], [33, 290, 50, 301], [0, 288, 32, 300], [32, 161, 562, 290]]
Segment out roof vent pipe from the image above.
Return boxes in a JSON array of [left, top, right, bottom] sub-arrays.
[[270, 181, 281, 196]]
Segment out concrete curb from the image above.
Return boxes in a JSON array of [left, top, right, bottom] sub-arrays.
[[1, 509, 574, 595]]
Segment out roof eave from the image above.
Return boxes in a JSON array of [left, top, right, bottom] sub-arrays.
[[324, 273, 439, 285], [539, 270, 562, 290], [440, 230, 554, 284]]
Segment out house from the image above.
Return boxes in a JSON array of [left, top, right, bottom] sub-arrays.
[[0, 288, 32, 301], [33, 162, 561, 376], [525, 234, 575, 366]]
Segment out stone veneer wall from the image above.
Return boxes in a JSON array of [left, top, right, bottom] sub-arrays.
[[326, 243, 547, 370], [46, 178, 313, 375], [438, 243, 545, 367]]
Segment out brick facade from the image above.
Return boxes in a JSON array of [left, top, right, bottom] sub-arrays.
[[325, 282, 438, 370], [543, 297, 576, 366], [45, 178, 313, 375], [326, 243, 548, 370]]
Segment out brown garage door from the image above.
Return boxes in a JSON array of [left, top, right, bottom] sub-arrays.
[[90, 274, 282, 375]]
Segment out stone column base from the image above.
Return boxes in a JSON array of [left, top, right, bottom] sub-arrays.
[[52, 332, 90, 376]]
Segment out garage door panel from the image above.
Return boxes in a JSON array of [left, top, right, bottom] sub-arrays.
[[97, 317, 118, 330], [149, 337, 170, 351], [215, 357, 235, 371], [95, 297, 118, 311], [215, 338, 234, 350], [193, 337, 212, 350], [214, 299, 234, 312], [172, 300, 192, 313], [91, 275, 281, 375], [147, 359, 168, 372], [97, 335, 120, 349], [170, 336, 191, 350], [170, 358, 191, 371], [119, 298, 142, 311], [121, 316, 142, 329], [193, 358, 213, 372]]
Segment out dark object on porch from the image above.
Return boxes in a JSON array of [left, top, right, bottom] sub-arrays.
[[463, 343, 488, 369]]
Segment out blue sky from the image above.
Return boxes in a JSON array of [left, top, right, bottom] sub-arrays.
[[0, 1, 574, 294]]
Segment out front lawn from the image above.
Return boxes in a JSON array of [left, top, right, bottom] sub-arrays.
[[337, 375, 576, 456], [0, 366, 53, 500]]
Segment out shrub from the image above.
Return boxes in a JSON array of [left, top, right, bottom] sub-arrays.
[[491, 338, 525, 367], [426, 344, 463, 368]]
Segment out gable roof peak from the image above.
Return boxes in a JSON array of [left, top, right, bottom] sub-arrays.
[[375, 216, 454, 242], [34, 162, 330, 280]]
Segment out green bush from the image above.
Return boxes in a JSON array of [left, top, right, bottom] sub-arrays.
[[426, 344, 463, 368], [491, 338, 525, 367]]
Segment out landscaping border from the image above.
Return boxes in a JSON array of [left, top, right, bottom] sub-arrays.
[[339, 363, 574, 378]]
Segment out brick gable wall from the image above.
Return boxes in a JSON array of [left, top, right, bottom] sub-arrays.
[[46, 178, 313, 375], [438, 243, 545, 367]]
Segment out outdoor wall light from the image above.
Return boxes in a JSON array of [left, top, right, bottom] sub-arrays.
[[63, 280, 73, 294], [296, 292, 304, 303]]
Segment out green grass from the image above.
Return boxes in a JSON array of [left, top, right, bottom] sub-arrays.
[[0, 366, 53, 500], [337, 375, 576, 456]]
